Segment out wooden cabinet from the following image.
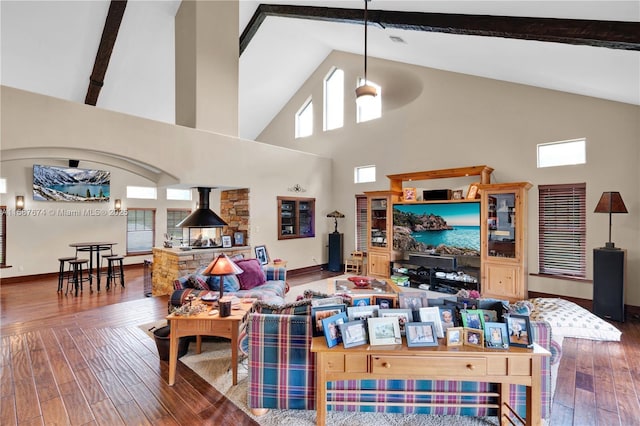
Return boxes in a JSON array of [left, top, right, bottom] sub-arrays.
[[480, 182, 532, 301], [364, 191, 400, 278], [277, 196, 315, 240]]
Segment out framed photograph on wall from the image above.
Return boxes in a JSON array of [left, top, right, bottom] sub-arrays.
[[221, 236, 232, 248], [255, 245, 269, 265], [233, 231, 245, 246]]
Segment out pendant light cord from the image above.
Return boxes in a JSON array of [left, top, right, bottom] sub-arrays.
[[363, 0, 369, 84]]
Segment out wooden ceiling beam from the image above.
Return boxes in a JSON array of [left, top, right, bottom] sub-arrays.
[[85, 0, 128, 106], [240, 4, 640, 55]]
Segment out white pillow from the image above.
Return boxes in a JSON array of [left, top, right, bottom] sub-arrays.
[[528, 297, 621, 341]]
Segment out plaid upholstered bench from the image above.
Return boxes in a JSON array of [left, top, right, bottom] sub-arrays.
[[245, 298, 553, 422]]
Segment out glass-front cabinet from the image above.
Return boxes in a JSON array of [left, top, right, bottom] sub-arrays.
[[480, 182, 532, 301], [278, 196, 315, 240], [365, 190, 400, 278]]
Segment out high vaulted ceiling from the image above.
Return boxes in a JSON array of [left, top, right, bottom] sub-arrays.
[[2, 1, 639, 142]]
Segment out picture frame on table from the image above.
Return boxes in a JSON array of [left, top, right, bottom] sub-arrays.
[[406, 322, 439, 347], [466, 182, 480, 200], [452, 189, 463, 200], [367, 317, 402, 345], [418, 306, 444, 338], [484, 322, 509, 349], [254, 245, 269, 265], [506, 314, 532, 348], [463, 328, 484, 348], [439, 306, 457, 332], [321, 312, 348, 348], [446, 327, 463, 346], [221, 235, 232, 248], [403, 187, 417, 202], [311, 304, 346, 337], [339, 320, 369, 348], [379, 309, 413, 335], [460, 309, 485, 330], [398, 292, 428, 311], [373, 295, 396, 309], [233, 231, 244, 246], [350, 296, 371, 307], [312, 296, 345, 307], [347, 305, 380, 321]]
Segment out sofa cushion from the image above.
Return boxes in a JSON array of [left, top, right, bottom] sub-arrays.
[[173, 273, 210, 291], [208, 274, 241, 293], [254, 298, 312, 315], [236, 258, 267, 290]]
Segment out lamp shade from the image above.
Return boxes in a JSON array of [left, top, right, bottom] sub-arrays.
[[202, 253, 243, 276], [326, 210, 345, 218], [594, 192, 628, 214]]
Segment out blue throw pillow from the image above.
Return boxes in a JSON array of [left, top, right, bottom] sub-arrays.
[[209, 275, 241, 293]]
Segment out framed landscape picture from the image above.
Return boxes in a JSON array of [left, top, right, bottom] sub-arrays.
[[347, 305, 380, 321], [368, 317, 402, 345], [379, 309, 413, 335], [446, 327, 463, 346]]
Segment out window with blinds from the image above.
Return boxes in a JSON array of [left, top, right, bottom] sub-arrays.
[[355, 195, 367, 252], [538, 183, 586, 277]]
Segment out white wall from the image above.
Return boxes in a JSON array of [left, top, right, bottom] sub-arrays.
[[0, 86, 334, 278], [257, 51, 640, 306]]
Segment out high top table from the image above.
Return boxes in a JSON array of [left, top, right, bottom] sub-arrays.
[[69, 242, 117, 292]]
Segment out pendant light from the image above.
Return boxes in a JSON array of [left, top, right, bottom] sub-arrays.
[[355, 0, 377, 105]]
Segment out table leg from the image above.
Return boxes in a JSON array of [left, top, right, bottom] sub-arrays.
[[95, 247, 101, 291], [499, 382, 509, 426], [316, 352, 327, 426], [196, 336, 202, 354], [528, 356, 543, 426], [168, 321, 178, 386], [87, 247, 94, 288], [231, 326, 238, 385]]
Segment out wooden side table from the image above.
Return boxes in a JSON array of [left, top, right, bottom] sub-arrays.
[[311, 336, 549, 426], [166, 298, 256, 386]]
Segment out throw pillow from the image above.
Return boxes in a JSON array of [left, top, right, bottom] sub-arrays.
[[208, 274, 241, 293], [254, 298, 311, 315], [235, 258, 267, 290]]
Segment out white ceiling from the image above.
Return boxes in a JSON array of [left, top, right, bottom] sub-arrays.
[[2, 1, 639, 142]]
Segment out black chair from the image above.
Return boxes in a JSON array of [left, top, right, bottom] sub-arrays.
[[57, 256, 77, 292], [105, 255, 125, 290], [67, 258, 90, 296]]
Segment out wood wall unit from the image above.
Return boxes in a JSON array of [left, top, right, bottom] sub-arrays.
[[387, 165, 494, 193], [277, 196, 315, 239], [364, 190, 401, 278], [479, 182, 532, 301]]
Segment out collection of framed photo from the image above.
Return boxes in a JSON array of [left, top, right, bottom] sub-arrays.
[[312, 293, 533, 351]]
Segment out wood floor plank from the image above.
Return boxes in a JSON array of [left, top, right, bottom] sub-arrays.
[[554, 337, 577, 408], [572, 388, 597, 426], [13, 378, 41, 424], [114, 399, 153, 426], [40, 396, 69, 425], [93, 368, 134, 407], [58, 378, 95, 425], [73, 366, 109, 405], [0, 395, 17, 425], [592, 340, 618, 413], [90, 397, 126, 426]]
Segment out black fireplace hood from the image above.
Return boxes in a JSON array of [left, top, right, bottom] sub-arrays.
[[176, 187, 227, 228]]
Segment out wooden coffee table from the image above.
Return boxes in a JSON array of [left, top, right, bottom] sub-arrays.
[[166, 298, 256, 386]]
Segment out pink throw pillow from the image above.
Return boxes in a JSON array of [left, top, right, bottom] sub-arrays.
[[236, 258, 267, 290]]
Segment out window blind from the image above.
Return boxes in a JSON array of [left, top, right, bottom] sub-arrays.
[[355, 195, 367, 252], [538, 183, 586, 277]]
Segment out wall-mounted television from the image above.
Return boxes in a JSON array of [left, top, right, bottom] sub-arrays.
[[393, 201, 481, 256], [33, 164, 110, 202]]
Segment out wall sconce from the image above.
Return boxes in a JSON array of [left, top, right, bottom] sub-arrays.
[[16, 195, 25, 210], [114, 199, 122, 211]]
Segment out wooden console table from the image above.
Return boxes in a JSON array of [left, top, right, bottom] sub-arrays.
[[311, 336, 549, 426]]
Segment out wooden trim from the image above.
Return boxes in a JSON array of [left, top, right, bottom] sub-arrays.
[[387, 166, 493, 193], [287, 264, 324, 277], [529, 272, 592, 284], [240, 5, 640, 55], [0, 263, 144, 285]]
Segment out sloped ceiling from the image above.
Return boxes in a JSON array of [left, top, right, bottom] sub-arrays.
[[2, 1, 639, 142]]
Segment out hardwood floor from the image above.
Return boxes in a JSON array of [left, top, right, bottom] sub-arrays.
[[1, 266, 639, 425]]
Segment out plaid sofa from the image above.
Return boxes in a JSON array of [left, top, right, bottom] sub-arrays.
[[246, 299, 553, 421]]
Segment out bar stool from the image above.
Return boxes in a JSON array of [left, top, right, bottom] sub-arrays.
[[105, 255, 125, 290], [57, 256, 77, 292], [67, 258, 90, 296]]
